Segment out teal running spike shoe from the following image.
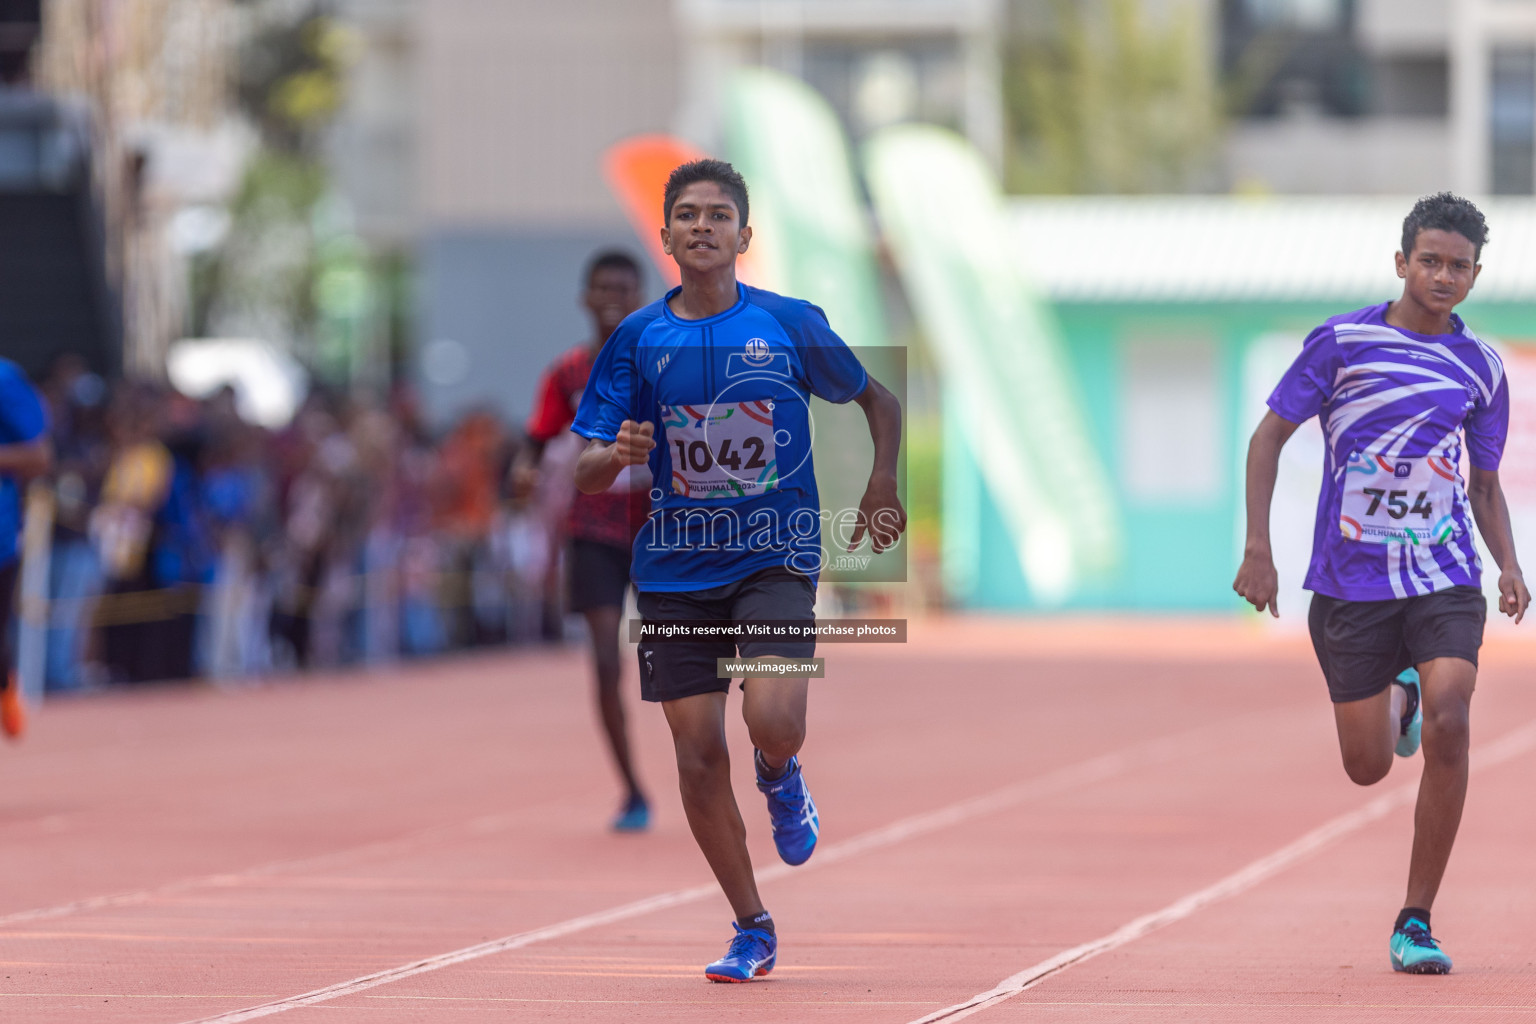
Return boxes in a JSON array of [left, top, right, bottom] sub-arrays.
[[705, 922, 776, 982], [611, 793, 650, 832], [1394, 668, 1423, 758], [756, 753, 819, 866], [1390, 917, 1452, 974]]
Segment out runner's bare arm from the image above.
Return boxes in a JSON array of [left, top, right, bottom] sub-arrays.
[[0, 438, 52, 477], [847, 375, 905, 553], [574, 420, 654, 495], [1233, 411, 1301, 617], [1467, 466, 1530, 623], [510, 438, 547, 499]]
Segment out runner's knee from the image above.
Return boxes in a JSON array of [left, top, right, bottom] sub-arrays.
[[1422, 699, 1470, 763], [674, 737, 730, 794], [747, 714, 804, 760], [1333, 697, 1393, 785], [1339, 743, 1392, 786], [592, 657, 621, 690], [1342, 757, 1391, 786], [594, 681, 623, 715]]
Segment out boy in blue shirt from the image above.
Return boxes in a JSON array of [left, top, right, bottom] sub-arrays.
[[0, 357, 53, 738], [572, 159, 905, 982]]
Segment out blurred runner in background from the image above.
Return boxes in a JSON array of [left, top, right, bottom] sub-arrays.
[[519, 250, 652, 831], [1235, 193, 1529, 976], [94, 388, 176, 683], [0, 356, 54, 737]]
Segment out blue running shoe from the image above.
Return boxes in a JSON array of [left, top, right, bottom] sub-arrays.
[[705, 922, 776, 982], [1394, 669, 1423, 758], [1391, 916, 1452, 974], [756, 753, 819, 866], [612, 794, 650, 832]]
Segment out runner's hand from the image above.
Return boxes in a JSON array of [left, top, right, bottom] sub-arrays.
[[611, 420, 655, 467], [848, 475, 906, 553], [510, 461, 539, 500], [1499, 567, 1530, 624], [1233, 552, 1280, 618]]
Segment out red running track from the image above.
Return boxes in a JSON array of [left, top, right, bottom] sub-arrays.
[[1, 618, 1534, 1023]]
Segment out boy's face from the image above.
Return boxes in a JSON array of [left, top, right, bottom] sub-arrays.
[[661, 181, 751, 276], [584, 266, 642, 338], [1397, 228, 1480, 317]]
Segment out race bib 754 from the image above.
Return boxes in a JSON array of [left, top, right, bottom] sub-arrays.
[[1339, 451, 1459, 545]]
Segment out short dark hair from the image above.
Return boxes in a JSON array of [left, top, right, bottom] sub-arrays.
[[1402, 192, 1489, 260], [583, 249, 642, 287], [663, 158, 749, 228]]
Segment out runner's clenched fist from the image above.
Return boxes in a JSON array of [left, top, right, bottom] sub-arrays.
[[611, 420, 655, 467]]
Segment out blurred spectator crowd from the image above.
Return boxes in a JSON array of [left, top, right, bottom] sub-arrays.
[[35, 356, 567, 692]]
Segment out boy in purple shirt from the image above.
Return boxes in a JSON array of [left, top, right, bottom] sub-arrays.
[[1235, 193, 1530, 974]]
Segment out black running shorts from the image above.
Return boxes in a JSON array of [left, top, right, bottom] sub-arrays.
[[635, 566, 816, 703], [568, 539, 632, 613], [1307, 585, 1487, 703]]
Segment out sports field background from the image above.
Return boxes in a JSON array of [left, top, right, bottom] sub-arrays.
[[6, 3, 1536, 1022]]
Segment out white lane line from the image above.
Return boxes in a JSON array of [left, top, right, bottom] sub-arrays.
[[178, 720, 1244, 1024], [905, 717, 1536, 1024], [0, 805, 556, 929]]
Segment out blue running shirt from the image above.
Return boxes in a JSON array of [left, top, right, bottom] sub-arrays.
[[572, 284, 869, 591], [1268, 302, 1509, 602], [0, 358, 48, 570]]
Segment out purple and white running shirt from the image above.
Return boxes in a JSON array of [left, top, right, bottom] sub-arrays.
[[1268, 302, 1509, 602]]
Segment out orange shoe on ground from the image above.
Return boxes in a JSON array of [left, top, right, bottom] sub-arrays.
[[2, 675, 26, 740]]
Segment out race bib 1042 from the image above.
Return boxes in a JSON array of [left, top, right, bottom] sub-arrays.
[[1339, 451, 1459, 545], [661, 401, 780, 500]]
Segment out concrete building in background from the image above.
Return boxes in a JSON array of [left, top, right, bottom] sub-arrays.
[[328, 0, 415, 252], [413, 0, 677, 428], [1449, 0, 1536, 197], [30, 0, 245, 379], [676, 0, 1003, 163], [398, 0, 1536, 427], [1221, 0, 1536, 198], [412, 0, 1006, 429]]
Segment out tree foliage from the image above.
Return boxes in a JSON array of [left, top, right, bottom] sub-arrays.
[[236, 6, 355, 156], [1004, 0, 1222, 194], [193, 2, 357, 361]]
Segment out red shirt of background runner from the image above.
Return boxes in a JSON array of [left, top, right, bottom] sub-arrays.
[[527, 345, 649, 550]]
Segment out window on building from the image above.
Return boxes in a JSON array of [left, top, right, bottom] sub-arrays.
[[1491, 49, 1536, 195], [1241, 0, 1348, 31], [1121, 336, 1222, 504], [802, 38, 961, 142], [1221, 0, 1365, 117], [1370, 56, 1448, 118]]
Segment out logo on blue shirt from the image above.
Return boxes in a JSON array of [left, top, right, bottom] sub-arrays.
[[728, 339, 790, 380]]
